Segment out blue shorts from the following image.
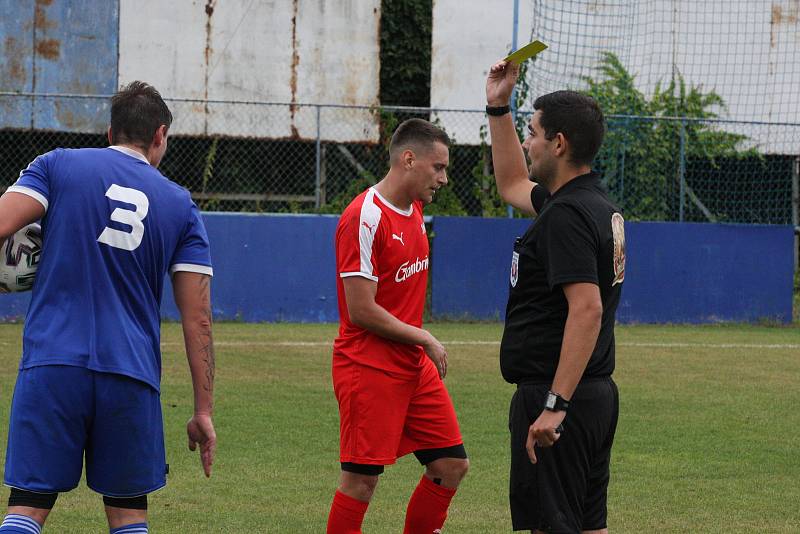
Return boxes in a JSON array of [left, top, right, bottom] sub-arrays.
[[4, 365, 167, 497]]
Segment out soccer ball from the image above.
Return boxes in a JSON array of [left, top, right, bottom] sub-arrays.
[[0, 222, 42, 293]]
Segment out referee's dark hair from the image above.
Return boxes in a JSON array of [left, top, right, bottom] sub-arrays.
[[389, 118, 450, 162], [110, 81, 173, 150], [533, 90, 605, 166]]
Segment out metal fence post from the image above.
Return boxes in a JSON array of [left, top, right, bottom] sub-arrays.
[[793, 156, 799, 273], [678, 119, 686, 222], [507, 0, 520, 219], [619, 118, 627, 203], [315, 105, 322, 209]]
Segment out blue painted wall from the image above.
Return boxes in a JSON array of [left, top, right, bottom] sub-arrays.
[[0, 215, 793, 324], [430, 216, 530, 320], [0, 0, 118, 132], [161, 213, 340, 323], [617, 222, 794, 323], [431, 217, 795, 324], [0, 0, 35, 128]]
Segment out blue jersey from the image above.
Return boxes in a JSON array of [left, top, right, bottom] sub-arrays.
[[8, 146, 213, 391]]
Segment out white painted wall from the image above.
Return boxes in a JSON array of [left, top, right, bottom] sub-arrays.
[[430, 0, 800, 152], [119, 0, 380, 141]]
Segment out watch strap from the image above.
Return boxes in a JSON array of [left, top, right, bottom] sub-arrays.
[[486, 104, 511, 116], [544, 391, 570, 412]]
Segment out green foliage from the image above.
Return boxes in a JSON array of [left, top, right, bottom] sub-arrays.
[[583, 52, 755, 221], [380, 0, 432, 106], [196, 137, 220, 212]]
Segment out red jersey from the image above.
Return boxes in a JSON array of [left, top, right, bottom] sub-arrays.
[[333, 187, 429, 376]]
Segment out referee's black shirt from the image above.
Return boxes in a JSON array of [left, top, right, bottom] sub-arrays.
[[500, 171, 625, 384]]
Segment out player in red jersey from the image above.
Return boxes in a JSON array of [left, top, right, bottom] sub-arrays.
[[326, 119, 469, 534]]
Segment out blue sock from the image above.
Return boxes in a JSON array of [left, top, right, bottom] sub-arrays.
[[110, 524, 148, 534], [0, 514, 42, 534]]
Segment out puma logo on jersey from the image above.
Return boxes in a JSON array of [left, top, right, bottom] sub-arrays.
[[362, 221, 375, 231], [392, 232, 404, 246]]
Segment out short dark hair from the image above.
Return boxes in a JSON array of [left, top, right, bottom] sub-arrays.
[[110, 81, 173, 149], [533, 90, 605, 166], [389, 118, 450, 160]]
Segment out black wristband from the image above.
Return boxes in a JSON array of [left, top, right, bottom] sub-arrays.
[[485, 104, 511, 116]]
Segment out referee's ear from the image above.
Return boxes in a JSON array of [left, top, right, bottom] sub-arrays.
[[553, 132, 568, 158]]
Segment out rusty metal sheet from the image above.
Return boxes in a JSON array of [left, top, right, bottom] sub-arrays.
[[0, 0, 35, 128], [32, 0, 118, 132], [119, 0, 380, 142]]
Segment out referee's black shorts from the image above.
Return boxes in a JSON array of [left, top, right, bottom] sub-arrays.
[[509, 377, 619, 533]]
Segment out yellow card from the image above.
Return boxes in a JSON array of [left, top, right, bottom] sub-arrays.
[[504, 40, 548, 64]]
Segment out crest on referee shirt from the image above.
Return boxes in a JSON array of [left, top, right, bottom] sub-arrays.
[[611, 212, 626, 286], [510, 251, 520, 287]]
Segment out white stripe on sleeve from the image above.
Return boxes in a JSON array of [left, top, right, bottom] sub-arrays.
[[6, 186, 49, 211], [170, 263, 214, 276], [357, 189, 382, 278]]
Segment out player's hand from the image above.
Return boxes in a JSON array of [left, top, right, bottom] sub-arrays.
[[525, 409, 565, 464], [422, 332, 448, 379], [187, 413, 217, 477], [486, 60, 520, 107]]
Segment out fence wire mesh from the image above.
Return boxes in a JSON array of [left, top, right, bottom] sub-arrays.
[[0, 92, 798, 224]]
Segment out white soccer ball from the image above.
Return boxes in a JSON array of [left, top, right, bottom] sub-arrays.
[[0, 222, 42, 293]]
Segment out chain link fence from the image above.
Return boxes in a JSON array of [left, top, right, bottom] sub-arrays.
[[1, 92, 798, 224]]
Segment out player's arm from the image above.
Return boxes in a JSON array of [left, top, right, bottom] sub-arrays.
[[0, 192, 45, 240], [343, 276, 448, 378], [172, 270, 217, 477], [486, 60, 538, 215]]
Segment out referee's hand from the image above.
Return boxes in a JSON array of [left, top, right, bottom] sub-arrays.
[[486, 60, 520, 107], [525, 410, 566, 464]]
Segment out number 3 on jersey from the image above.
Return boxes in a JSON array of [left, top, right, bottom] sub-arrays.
[[97, 184, 150, 251]]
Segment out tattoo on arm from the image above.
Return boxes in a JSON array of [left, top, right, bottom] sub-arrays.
[[197, 275, 215, 404]]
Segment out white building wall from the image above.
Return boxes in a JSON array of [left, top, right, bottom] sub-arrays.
[[430, 0, 800, 152], [119, 0, 380, 142]]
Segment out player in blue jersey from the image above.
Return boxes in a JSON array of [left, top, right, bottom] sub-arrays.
[[0, 82, 216, 534]]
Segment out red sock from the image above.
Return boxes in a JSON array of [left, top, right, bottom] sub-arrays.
[[327, 490, 369, 534], [403, 475, 457, 534]]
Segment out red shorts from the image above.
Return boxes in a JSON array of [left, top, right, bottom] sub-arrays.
[[332, 356, 463, 465]]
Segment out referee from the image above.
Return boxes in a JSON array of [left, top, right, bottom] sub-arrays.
[[485, 60, 626, 533]]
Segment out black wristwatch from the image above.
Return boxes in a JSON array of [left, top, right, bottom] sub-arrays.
[[543, 391, 570, 412], [485, 104, 511, 116]]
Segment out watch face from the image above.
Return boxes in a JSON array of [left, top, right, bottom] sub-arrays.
[[545, 394, 556, 409]]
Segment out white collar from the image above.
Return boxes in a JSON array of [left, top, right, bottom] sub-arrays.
[[370, 187, 413, 216], [109, 145, 150, 165]]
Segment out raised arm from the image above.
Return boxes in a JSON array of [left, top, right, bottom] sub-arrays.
[[343, 276, 447, 379], [172, 270, 217, 477], [486, 60, 538, 215]]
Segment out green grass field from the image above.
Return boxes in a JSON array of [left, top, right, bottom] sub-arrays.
[[0, 322, 798, 533]]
